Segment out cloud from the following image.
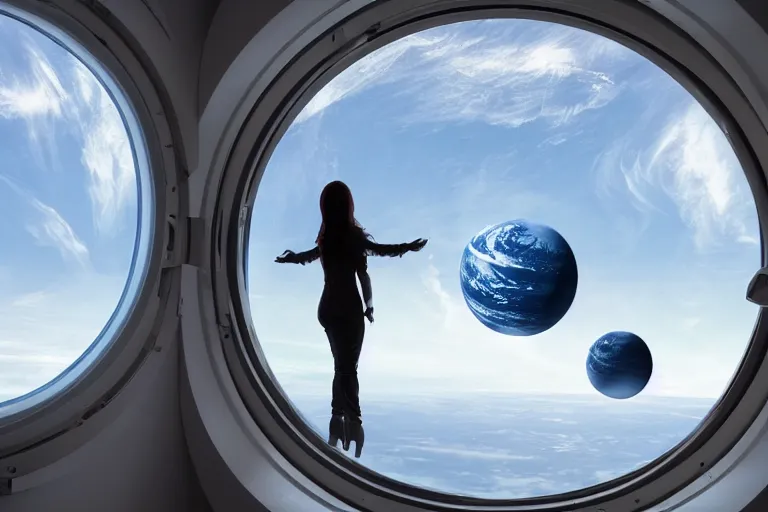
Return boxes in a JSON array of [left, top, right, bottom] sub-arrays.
[[0, 39, 135, 236], [421, 257, 461, 328], [0, 44, 67, 119], [0, 174, 90, 268], [295, 20, 633, 128], [295, 33, 439, 123], [596, 101, 758, 250], [72, 58, 136, 235], [0, 43, 70, 174], [0, 273, 127, 403], [402, 444, 538, 461], [26, 198, 90, 268], [11, 290, 53, 308]]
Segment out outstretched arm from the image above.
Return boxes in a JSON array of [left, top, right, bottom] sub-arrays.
[[275, 246, 320, 265], [364, 237, 428, 258]]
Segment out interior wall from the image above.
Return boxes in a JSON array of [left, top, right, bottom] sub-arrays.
[[0, 339, 212, 512], [96, 0, 220, 171], [737, 0, 768, 30], [731, 3, 768, 510], [197, 0, 292, 114]]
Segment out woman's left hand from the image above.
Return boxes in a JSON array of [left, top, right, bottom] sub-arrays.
[[364, 307, 374, 324], [409, 238, 428, 252], [275, 250, 295, 263]]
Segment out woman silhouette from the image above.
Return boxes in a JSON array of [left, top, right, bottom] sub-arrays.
[[275, 180, 427, 457]]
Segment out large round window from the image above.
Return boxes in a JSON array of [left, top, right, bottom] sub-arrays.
[[0, 11, 150, 418], [245, 17, 759, 500]]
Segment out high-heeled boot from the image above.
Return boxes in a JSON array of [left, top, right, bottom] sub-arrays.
[[328, 413, 345, 448], [342, 414, 365, 458]]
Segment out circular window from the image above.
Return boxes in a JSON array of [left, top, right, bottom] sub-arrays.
[[247, 18, 759, 499], [0, 11, 150, 419]]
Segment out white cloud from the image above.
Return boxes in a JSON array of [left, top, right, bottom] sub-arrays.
[[72, 58, 136, 235], [80, 104, 135, 233], [11, 290, 53, 308], [0, 44, 67, 119], [0, 44, 70, 175], [423, 39, 620, 128], [296, 33, 440, 123], [295, 21, 633, 128], [0, 42, 135, 236], [0, 174, 90, 268], [0, 273, 127, 403], [421, 258, 461, 329], [26, 198, 90, 268], [597, 101, 758, 250], [490, 475, 561, 496], [402, 444, 538, 462]]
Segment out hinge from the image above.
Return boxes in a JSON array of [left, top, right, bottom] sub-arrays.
[[747, 267, 768, 306], [163, 215, 178, 266]]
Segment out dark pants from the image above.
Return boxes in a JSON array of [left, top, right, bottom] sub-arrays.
[[321, 313, 365, 419]]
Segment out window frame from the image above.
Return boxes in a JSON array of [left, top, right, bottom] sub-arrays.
[[194, 0, 768, 510], [0, 0, 182, 484]]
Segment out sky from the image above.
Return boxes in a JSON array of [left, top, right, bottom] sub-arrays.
[[0, 16, 136, 404], [249, 18, 761, 402]]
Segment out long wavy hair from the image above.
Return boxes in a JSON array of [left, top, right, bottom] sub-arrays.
[[316, 181, 364, 247]]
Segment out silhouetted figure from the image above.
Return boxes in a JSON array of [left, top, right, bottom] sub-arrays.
[[275, 180, 427, 457]]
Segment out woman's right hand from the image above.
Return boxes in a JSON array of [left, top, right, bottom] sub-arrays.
[[275, 250, 295, 263], [364, 307, 374, 324], [409, 238, 428, 252]]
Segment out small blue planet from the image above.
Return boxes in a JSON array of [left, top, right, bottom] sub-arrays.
[[459, 219, 578, 336], [586, 331, 653, 399]]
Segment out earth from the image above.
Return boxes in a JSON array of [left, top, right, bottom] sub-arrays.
[[459, 220, 578, 336], [586, 331, 654, 399]]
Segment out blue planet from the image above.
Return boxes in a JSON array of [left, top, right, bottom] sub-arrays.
[[459, 220, 578, 336], [586, 331, 653, 399]]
